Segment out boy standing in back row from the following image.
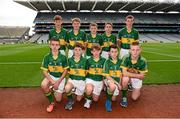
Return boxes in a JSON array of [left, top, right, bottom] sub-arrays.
[[86, 23, 103, 59], [67, 18, 86, 58], [49, 15, 68, 56], [101, 23, 116, 59], [118, 15, 139, 59]]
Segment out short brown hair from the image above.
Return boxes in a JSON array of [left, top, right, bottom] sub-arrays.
[[90, 22, 98, 28], [72, 18, 81, 23], [130, 42, 141, 48], [125, 15, 134, 21], [109, 44, 118, 51], [91, 44, 102, 51], [53, 15, 62, 21], [49, 37, 59, 44], [73, 42, 84, 50], [105, 23, 113, 27]]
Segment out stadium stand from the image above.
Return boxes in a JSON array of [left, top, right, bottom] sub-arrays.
[[36, 34, 49, 44], [28, 34, 42, 43], [0, 26, 30, 44], [157, 34, 180, 42], [145, 34, 174, 43], [32, 12, 180, 32], [32, 12, 180, 43], [14, 0, 180, 43], [139, 34, 158, 43], [33, 12, 180, 24]]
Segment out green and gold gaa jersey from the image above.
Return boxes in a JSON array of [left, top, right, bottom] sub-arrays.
[[41, 52, 68, 78], [67, 29, 86, 50], [118, 27, 139, 49], [86, 34, 103, 56], [49, 28, 68, 51], [102, 33, 117, 52], [86, 57, 106, 81], [68, 56, 87, 80], [103, 57, 122, 82], [120, 54, 148, 74]]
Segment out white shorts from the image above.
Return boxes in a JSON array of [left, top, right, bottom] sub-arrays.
[[130, 78, 142, 89], [59, 50, 66, 56], [101, 51, 109, 59], [68, 49, 73, 58], [85, 78, 103, 96], [104, 79, 120, 96], [86, 55, 91, 59], [120, 48, 129, 59], [68, 78, 85, 96], [50, 75, 65, 93]]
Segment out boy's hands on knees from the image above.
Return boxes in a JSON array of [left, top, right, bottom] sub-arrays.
[[53, 81, 59, 90], [50, 79, 56, 85], [137, 73, 145, 80], [53, 79, 62, 90]]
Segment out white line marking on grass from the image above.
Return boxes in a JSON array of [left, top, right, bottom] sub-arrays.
[[0, 62, 41, 64], [143, 50, 180, 59], [148, 60, 180, 62], [1, 60, 180, 65]]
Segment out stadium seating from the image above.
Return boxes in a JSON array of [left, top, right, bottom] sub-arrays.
[[28, 34, 42, 43], [37, 34, 49, 44], [139, 34, 180, 43], [0, 26, 30, 43], [34, 12, 180, 24], [33, 12, 180, 35]]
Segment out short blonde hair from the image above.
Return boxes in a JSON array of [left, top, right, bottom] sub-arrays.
[[89, 22, 98, 28], [105, 23, 113, 27], [72, 18, 81, 23]]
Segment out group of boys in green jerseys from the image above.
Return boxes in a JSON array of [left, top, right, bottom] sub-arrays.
[[40, 15, 148, 113]]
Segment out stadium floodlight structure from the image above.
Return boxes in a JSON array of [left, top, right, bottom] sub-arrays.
[[14, 0, 180, 13]]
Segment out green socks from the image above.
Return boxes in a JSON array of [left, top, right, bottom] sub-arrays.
[[67, 91, 73, 100], [122, 89, 127, 97], [107, 89, 113, 100], [45, 92, 54, 103]]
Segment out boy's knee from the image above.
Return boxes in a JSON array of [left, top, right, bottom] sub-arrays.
[[108, 84, 116, 92], [122, 77, 129, 87], [41, 79, 49, 92], [85, 85, 93, 95], [112, 96, 116, 102], [132, 89, 141, 101], [76, 96, 82, 102], [93, 96, 99, 102], [65, 83, 72, 93], [132, 95, 139, 101], [54, 93, 62, 102]]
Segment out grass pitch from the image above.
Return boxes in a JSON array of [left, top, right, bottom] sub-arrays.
[[0, 43, 180, 87]]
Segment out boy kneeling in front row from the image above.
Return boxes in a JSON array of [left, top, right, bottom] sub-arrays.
[[64, 43, 87, 110], [84, 44, 106, 108], [41, 38, 68, 112], [103, 45, 123, 112]]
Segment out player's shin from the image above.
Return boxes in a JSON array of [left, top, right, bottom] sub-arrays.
[[67, 91, 73, 100], [45, 92, 54, 103], [107, 89, 113, 101]]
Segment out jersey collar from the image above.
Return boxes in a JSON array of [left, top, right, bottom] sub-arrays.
[[129, 54, 141, 64], [50, 52, 60, 60]]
